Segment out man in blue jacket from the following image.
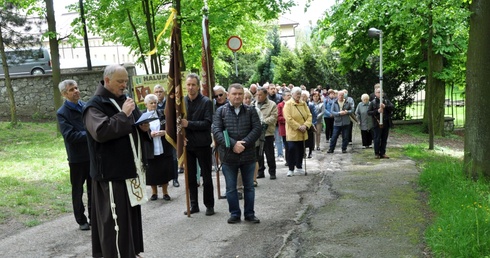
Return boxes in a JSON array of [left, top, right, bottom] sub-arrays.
[[56, 79, 91, 231]]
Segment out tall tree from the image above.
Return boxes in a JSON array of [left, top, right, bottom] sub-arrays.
[[255, 26, 281, 84], [69, 0, 294, 77], [464, 0, 490, 179], [315, 0, 470, 133], [45, 0, 62, 113], [0, 0, 41, 126]]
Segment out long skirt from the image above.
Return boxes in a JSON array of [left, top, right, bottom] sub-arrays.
[[91, 180, 144, 258], [146, 154, 175, 185]]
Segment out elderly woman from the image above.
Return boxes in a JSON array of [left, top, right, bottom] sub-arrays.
[[143, 94, 175, 201], [311, 90, 325, 151], [284, 87, 312, 177], [356, 93, 373, 148]]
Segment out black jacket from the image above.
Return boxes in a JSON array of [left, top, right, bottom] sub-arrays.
[[367, 97, 394, 128], [57, 100, 89, 163], [184, 93, 213, 149], [212, 103, 262, 165], [83, 83, 150, 181]]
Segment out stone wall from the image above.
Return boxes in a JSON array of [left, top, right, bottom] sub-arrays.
[[0, 64, 136, 121]]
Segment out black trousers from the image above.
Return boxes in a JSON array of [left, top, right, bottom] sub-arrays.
[[324, 117, 334, 141], [282, 136, 289, 162], [348, 121, 353, 142], [68, 161, 91, 225], [187, 147, 215, 209], [287, 141, 305, 171], [258, 135, 277, 176]]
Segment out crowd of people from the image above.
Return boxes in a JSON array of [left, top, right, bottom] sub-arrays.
[[56, 64, 394, 257]]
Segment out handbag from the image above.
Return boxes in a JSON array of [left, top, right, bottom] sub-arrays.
[[308, 125, 317, 133], [295, 105, 314, 132], [110, 98, 148, 207]]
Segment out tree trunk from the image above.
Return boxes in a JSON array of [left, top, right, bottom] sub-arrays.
[[424, 0, 446, 150], [0, 27, 18, 127], [142, 0, 158, 73], [465, 0, 490, 179], [45, 0, 62, 113]]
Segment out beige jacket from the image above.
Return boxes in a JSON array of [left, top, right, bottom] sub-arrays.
[[284, 99, 312, 141], [253, 99, 277, 136]]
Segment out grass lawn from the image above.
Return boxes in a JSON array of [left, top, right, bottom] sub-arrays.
[[0, 122, 72, 227]]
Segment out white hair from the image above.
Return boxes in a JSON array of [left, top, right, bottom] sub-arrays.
[[144, 93, 158, 103]]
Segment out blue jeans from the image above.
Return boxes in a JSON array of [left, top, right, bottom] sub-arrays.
[[222, 162, 256, 218], [274, 126, 283, 157], [329, 125, 349, 151]]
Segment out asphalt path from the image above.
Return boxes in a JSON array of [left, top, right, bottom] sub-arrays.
[[0, 132, 427, 257]]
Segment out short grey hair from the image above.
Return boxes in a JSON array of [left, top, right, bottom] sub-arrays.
[[58, 79, 77, 93], [144, 93, 158, 104], [104, 64, 127, 79], [361, 93, 369, 102], [301, 90, 310, 98], [213, 85, 227, 93], [154, 84, 165, 92], [291, 87, 302, 95]]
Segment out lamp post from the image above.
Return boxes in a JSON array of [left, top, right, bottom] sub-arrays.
[[368, 27, 383, 126]]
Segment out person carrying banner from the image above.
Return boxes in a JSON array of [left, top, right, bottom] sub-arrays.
[[181, 73, 215, 216]]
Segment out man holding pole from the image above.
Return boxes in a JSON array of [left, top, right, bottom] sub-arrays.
[[368, 88, 394, 159], [181, 73, 215, 216]]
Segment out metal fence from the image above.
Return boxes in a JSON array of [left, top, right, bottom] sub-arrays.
[[406, 87, 465, 128]]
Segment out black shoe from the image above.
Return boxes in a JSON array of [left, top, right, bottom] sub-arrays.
[[163, 194, 171, 201], [79, 222, 90, 231], [284, 162, 288, 166], [245, 216, 260, 223], [173, 180, 180, 187], [184, 208, 200, 215], [307, 154, 312, 158], [316, 147, 320, 151], [227, 216, 241, 224], [178, 168, 184, 174], [327, 149, 334, 153], [270, 175, 276, 180], [205, 207, 215, 216], [257, 174, 265, 179], [150, 194, 158, 201], [342, 149, 347, 153]]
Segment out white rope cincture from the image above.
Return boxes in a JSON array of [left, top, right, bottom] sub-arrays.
[[108, 98, 143, 258], [109, 181, 121, 258]]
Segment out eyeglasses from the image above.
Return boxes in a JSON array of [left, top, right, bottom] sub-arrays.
[[213, 93, 224, 98], [154, 91, 164, 93]]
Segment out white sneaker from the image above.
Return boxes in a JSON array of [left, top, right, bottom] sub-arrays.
[[294, 168, 305, 176], [287, 170, 294, 177]]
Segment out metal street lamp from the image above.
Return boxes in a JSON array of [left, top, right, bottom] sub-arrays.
[[368, 27, 384, 126]]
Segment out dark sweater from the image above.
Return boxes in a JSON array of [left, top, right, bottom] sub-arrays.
[[212, 103, 262, 165]]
